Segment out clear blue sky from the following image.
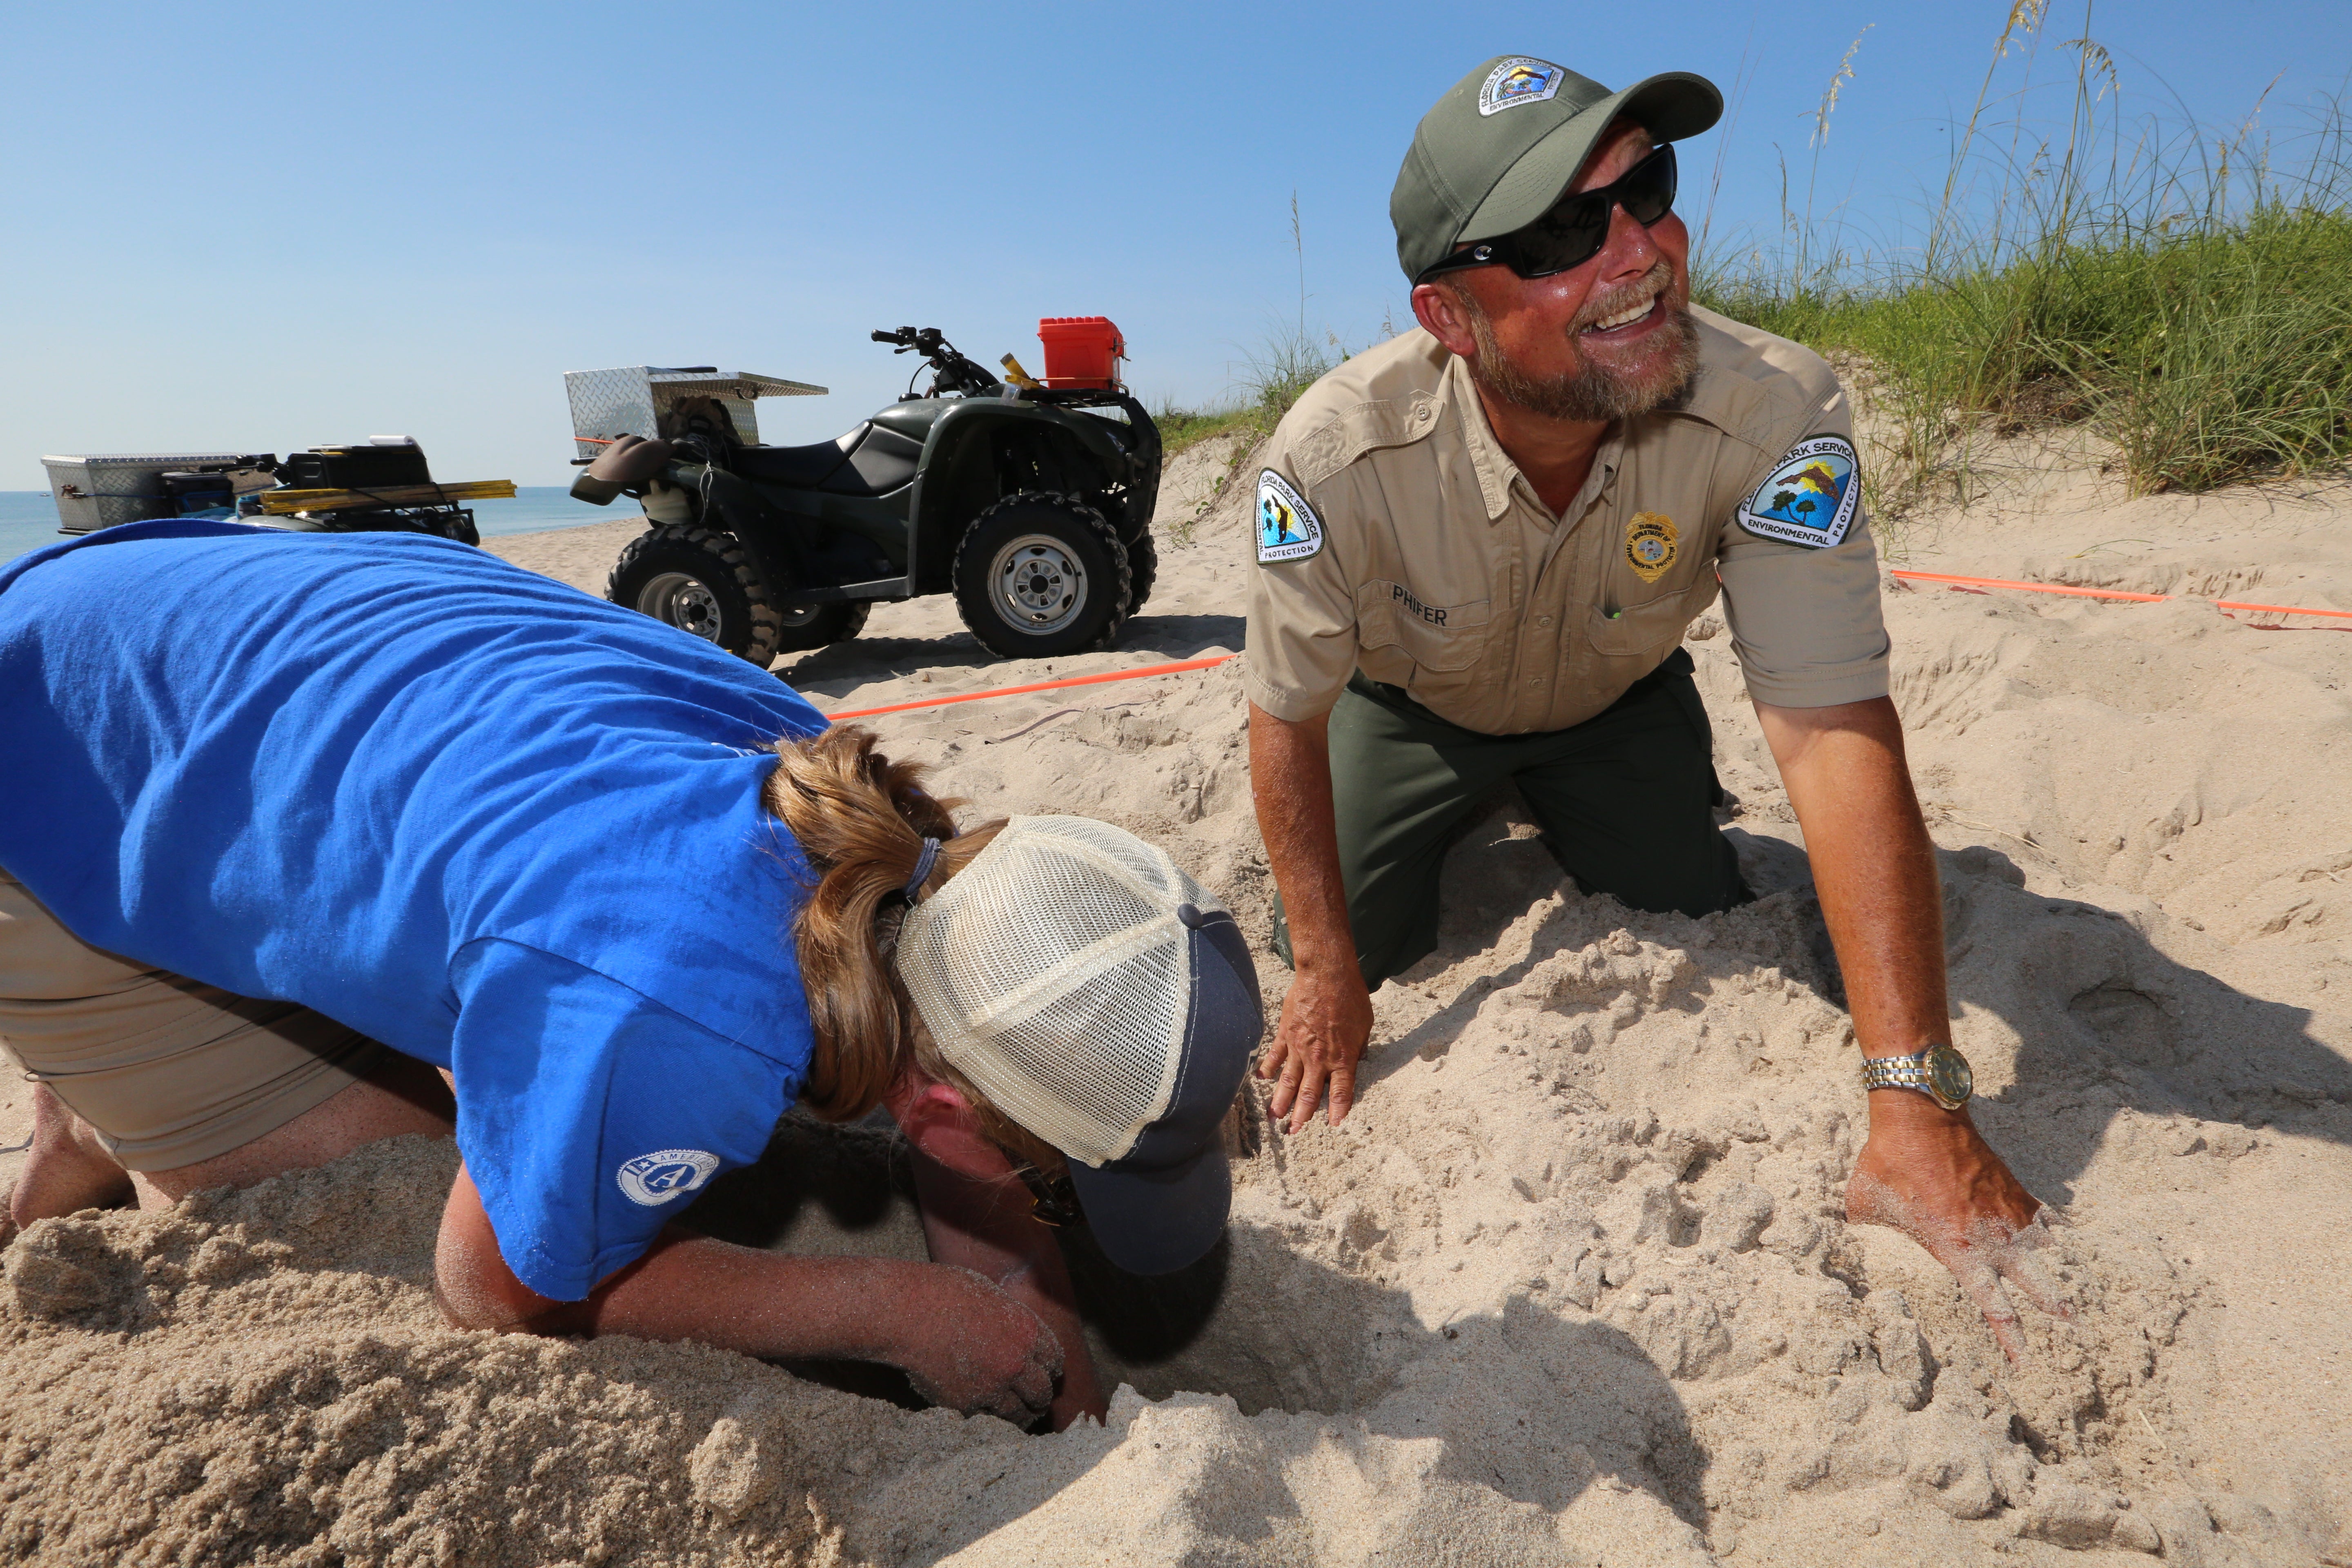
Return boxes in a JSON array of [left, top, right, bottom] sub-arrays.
[[3, 1, 2345, 489]]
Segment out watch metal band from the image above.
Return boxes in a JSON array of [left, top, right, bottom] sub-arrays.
[[1860, 1053, 1933, 1094], [1860, 1043, 1973, 1111]]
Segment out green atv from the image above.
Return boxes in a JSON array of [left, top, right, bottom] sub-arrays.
[[566, 327, 1162, 664]]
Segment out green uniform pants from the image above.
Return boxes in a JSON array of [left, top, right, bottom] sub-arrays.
[[1273, 648, 1750, 986]]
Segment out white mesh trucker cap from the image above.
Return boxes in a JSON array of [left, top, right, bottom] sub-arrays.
[[895, 816, 1263, 1275]]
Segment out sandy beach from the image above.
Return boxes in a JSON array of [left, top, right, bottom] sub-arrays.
[[2, 428, 2347, 1566]]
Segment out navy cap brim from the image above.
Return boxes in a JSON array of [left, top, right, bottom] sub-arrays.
[[1064, 902, 1261, 1276], [1067, 1145, 1233, 1276]]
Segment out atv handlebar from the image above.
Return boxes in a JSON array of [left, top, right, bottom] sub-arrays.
[[871, 325, 999, 398]]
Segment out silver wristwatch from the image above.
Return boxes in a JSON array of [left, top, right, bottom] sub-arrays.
[[1860, 1043, 1974, 1111]]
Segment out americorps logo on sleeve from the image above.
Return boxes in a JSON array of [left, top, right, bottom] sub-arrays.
[[1479, 58, 1567, 116], [1256, 470, 1325, 563], [1736, 434, 1862, 549], [617, 1148, 720, 1206]]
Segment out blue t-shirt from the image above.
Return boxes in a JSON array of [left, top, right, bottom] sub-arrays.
[[0, 522, 829, 1299]]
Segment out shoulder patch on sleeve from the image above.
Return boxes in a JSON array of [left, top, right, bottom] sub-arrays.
[[1255, 470, 1325, 563], [1736, 434, 1861, 548]]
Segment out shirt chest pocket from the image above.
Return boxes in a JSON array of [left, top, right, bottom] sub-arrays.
[[1586, 586, 1706, 659], [1358, 579, 1491, 672]]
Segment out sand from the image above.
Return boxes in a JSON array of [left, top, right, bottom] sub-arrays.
[[3, 423, 2349, 1566]]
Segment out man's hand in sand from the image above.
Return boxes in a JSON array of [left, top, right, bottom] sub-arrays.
[[1758, 697, 2071, 1358], [1248, 702, 1374, 1132], [1846, 1094, 2069, 1361], [1258, 962, 1373, 1133]]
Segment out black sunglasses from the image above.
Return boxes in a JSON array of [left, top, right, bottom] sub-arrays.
[[1013, 1161, 1082, 1227], [1419, 144, 1679, 283]]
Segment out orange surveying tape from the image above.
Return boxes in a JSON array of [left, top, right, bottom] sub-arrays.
[[822, 572, 2350, 723], [1887, 569, 2352, 620], [826, 655, 1236, 720]]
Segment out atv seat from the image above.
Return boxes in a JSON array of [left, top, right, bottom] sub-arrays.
[[731, 423, 921, 497], [730, 432, 857, 487]]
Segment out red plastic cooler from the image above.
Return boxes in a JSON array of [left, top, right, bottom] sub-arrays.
[[1037, 316, 1126, 390]]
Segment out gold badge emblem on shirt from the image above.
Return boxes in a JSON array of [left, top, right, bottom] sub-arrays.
[[1625, 512, 1677, 584]]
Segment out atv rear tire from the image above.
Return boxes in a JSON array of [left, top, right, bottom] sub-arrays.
[[607, 524, 784, 667], [771, 598, 872, 654], [952, 492, 1131, 660]]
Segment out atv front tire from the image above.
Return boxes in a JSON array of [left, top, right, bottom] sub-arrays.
[[607, 524, 784, 667], [952, 492, 1132, 659], [1124, 529, 1158, 619]]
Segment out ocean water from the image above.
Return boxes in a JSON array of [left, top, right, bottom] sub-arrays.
[[0, 488, 620, 566]]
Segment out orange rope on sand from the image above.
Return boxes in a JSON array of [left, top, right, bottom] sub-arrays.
[[825, 655, 1236, 720], [1888, 569, 2166, 603], [2206, 597, 2352, 620], [824, 567, 2352, 724], [1888, 568, 2352, 620]]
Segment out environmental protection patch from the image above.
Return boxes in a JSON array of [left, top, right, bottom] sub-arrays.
[[1256, 470, 1324, 563], [617, 1148, 720, 1206], [1736, 434, 1861, 548], [1624, 512, 1678, 584], [1479, 58, 1567, 116]]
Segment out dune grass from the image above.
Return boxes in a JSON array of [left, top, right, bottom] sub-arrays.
[[1156, 320, 1345, 459], [1693, 5, 2352, 509], [1154, 323, 1348, 545]]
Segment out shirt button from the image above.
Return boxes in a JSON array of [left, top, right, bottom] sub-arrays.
[[1537, 615, 1553, 628], [1528, 676, 1544, 686]]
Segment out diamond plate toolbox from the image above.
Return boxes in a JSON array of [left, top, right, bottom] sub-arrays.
[[42, 453, 257, 533], [564, 368, 827, 460]]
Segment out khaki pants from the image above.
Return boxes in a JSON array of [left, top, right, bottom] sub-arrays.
[[0, 869, 383, 1171]]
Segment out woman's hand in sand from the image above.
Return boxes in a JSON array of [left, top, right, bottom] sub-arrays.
[[436, 1163, 1064, 1422], [887, 1264, 1066, 1423], [1260, 962, 1373, 1133], [1846, 1095, 2070, 1361]]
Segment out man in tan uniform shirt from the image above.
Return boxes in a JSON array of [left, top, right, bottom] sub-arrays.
[[1247, 56, 2066, 1359]]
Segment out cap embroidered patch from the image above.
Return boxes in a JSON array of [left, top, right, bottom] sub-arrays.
[[1256, 470, 1324, 563], [1625, 512, 1678, 583], [1479, 58, 1567, 116], [616, 1148, 719, 1206], [1736, 435, 1861, 549]]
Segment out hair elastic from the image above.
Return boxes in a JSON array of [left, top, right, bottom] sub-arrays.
[[902, 837, 942, 904]]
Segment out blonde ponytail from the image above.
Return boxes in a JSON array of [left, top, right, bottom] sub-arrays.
[[762, 725, 1001, 1121]]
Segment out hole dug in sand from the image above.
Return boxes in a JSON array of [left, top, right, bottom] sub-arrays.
[[668, 801, 2335, 1564]]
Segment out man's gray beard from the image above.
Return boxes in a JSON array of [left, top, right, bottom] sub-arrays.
[[1457, 285, 1700, 424]]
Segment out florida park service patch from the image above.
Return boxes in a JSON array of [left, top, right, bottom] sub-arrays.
[[1737, 434, 1861, 548], [1256, 470, 1323, 563], [1479, 58, 1567, 116]]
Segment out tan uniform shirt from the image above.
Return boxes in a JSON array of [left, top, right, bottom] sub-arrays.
[[1243, 308, 1890, 733]]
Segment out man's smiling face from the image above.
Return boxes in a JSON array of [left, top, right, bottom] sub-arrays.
[[1419, 118, 1699, 425]]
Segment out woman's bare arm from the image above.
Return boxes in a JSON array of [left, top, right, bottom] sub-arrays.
[[431, 1163, 1063, 1422], [890, 1081, 1107, 1430]]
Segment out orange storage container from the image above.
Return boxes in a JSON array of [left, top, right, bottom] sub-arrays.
[[1037, 316, 1126, 390]]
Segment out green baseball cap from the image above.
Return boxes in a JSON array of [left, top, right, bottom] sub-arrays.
[[1392, 57, 1723, 282]]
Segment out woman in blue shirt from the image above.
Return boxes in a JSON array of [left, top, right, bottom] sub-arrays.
[[0, 522, 1260, 1432]]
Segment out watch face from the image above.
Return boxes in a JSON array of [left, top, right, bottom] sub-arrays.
[[1926, 1044, 1974, 1109]]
